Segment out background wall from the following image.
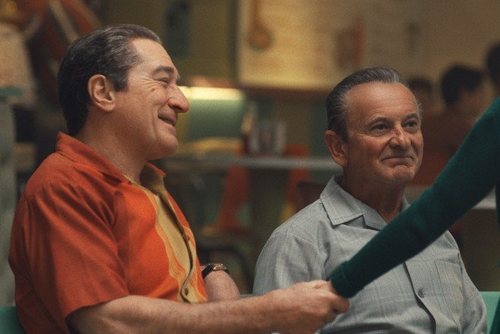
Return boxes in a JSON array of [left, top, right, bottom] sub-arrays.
[[103, 0, 236, 79], [419, 0, 500, 83], [99, 0, 500, 154], [101, 0, 500, 92], [95, 0, 500, 292]]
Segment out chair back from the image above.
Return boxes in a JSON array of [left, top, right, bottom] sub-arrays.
[[481, 291, 500, 334], [0, 306, 25, 333]]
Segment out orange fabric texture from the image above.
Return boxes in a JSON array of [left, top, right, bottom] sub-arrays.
[[9, 133, 207, 333]]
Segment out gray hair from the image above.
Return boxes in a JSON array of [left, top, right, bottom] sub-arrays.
[[326, 67, 405, 141]]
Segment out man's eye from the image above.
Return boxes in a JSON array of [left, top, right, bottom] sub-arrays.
[[158, 78, 170, 85], [404, 120, 420, 130], [371, 124, 388, 131]]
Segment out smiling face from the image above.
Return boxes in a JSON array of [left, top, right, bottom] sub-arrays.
[[326, 82, 423, 191], [111, 38, 189, 160]]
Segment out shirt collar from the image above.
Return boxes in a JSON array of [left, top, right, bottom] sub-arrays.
[[55, 132, 166, 184], [320, 176, 409, 230]]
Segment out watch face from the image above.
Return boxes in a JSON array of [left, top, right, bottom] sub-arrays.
[[212, 263, 226, 271], [202, 263, 229, 278]]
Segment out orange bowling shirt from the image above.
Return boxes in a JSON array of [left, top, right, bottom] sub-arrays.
[[9, 133, 207, 333]]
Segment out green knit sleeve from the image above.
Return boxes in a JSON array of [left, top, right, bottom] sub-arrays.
[[330, 98, 500, 298]]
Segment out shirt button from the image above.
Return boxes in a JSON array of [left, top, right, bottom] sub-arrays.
[[417, 289, 424, 298]]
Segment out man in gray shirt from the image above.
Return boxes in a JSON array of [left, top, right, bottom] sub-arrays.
[[254, 67, 486, 333]]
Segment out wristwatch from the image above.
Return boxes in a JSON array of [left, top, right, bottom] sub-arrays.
[[202, 263, 229, 279]]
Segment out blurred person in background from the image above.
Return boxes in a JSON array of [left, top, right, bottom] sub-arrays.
[[407, 76, 440, 116], [412, 65, 489, 248], [413, 64, 488, 186], [486, 41, 500, 97], [0, 4, 36, 305], [2, 0, 100, 164]]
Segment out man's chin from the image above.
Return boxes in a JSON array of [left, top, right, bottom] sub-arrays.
[[163, 144, 178, 157], [385, 166, 417, 182], [149, 142, 178, 160], [392, 171, 416, 184]]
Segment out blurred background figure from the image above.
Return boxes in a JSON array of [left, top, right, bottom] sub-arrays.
[[2, 0, 100, 165], [407, 76, 440, 116], [485, 41, 500, 98], [414, 64, 489, 186], [413, 64, 489, 248], [0, 6, 36, 305]]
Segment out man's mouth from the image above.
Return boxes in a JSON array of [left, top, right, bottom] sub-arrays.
[[384, 155, 413, 160], [382, 155, 416, 163], [159, 115, 176, 126]]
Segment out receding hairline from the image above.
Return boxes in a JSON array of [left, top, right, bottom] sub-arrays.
[[129, 38, 181, 78], [343, 81, 421, 118]]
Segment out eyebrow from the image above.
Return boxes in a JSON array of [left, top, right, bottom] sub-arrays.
[[367, 112, 421, 125], [152, 65, 181, 81], [405, 112, 422, 121]]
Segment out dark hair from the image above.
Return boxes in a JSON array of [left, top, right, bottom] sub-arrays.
[[440, 65, 485, 107], [57, 24, 162, 135], [407, 77, 433, 96], [486, 42, 500, 86], [325, 67, 402, 141]]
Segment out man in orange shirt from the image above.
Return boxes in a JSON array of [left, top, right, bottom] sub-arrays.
[[9, 24, 348, 333]]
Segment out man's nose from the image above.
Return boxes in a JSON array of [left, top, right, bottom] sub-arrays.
[[389, 127, 410, 148], [168, 86, 189, 114]]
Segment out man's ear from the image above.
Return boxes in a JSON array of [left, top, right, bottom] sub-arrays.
[[87, 74, 115, 112], [325, 130, 348, 167]]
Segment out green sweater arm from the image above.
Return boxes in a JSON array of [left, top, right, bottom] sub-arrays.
[[330, 98, 500, 298]]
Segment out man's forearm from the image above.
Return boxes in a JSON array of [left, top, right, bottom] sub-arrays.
[[69, 294, 275, 334], [69, 280, 348, 334]]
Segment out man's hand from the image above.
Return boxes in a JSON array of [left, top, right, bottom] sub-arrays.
[[265, 280, 349, 334], [204, 270, 240, 301]]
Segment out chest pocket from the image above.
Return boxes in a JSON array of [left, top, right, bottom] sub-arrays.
[[406, 258, 465, 328], [435, 260, 465, 323]]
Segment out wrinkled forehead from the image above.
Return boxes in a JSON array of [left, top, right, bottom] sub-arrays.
[[129, 38, 180, 78], [346, 82, 419, 118]]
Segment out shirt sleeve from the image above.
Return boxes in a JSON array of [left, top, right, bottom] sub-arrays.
[[253, 227, 325, 294], [330, 98, 500, 298], [11, 179, 129, 328]]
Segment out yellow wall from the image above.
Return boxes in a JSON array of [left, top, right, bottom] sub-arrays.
[[100, 0, 500, 152], [102, 0, 500, 85], [103, 0, 235, 79], [420, 0, 500, 86]]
